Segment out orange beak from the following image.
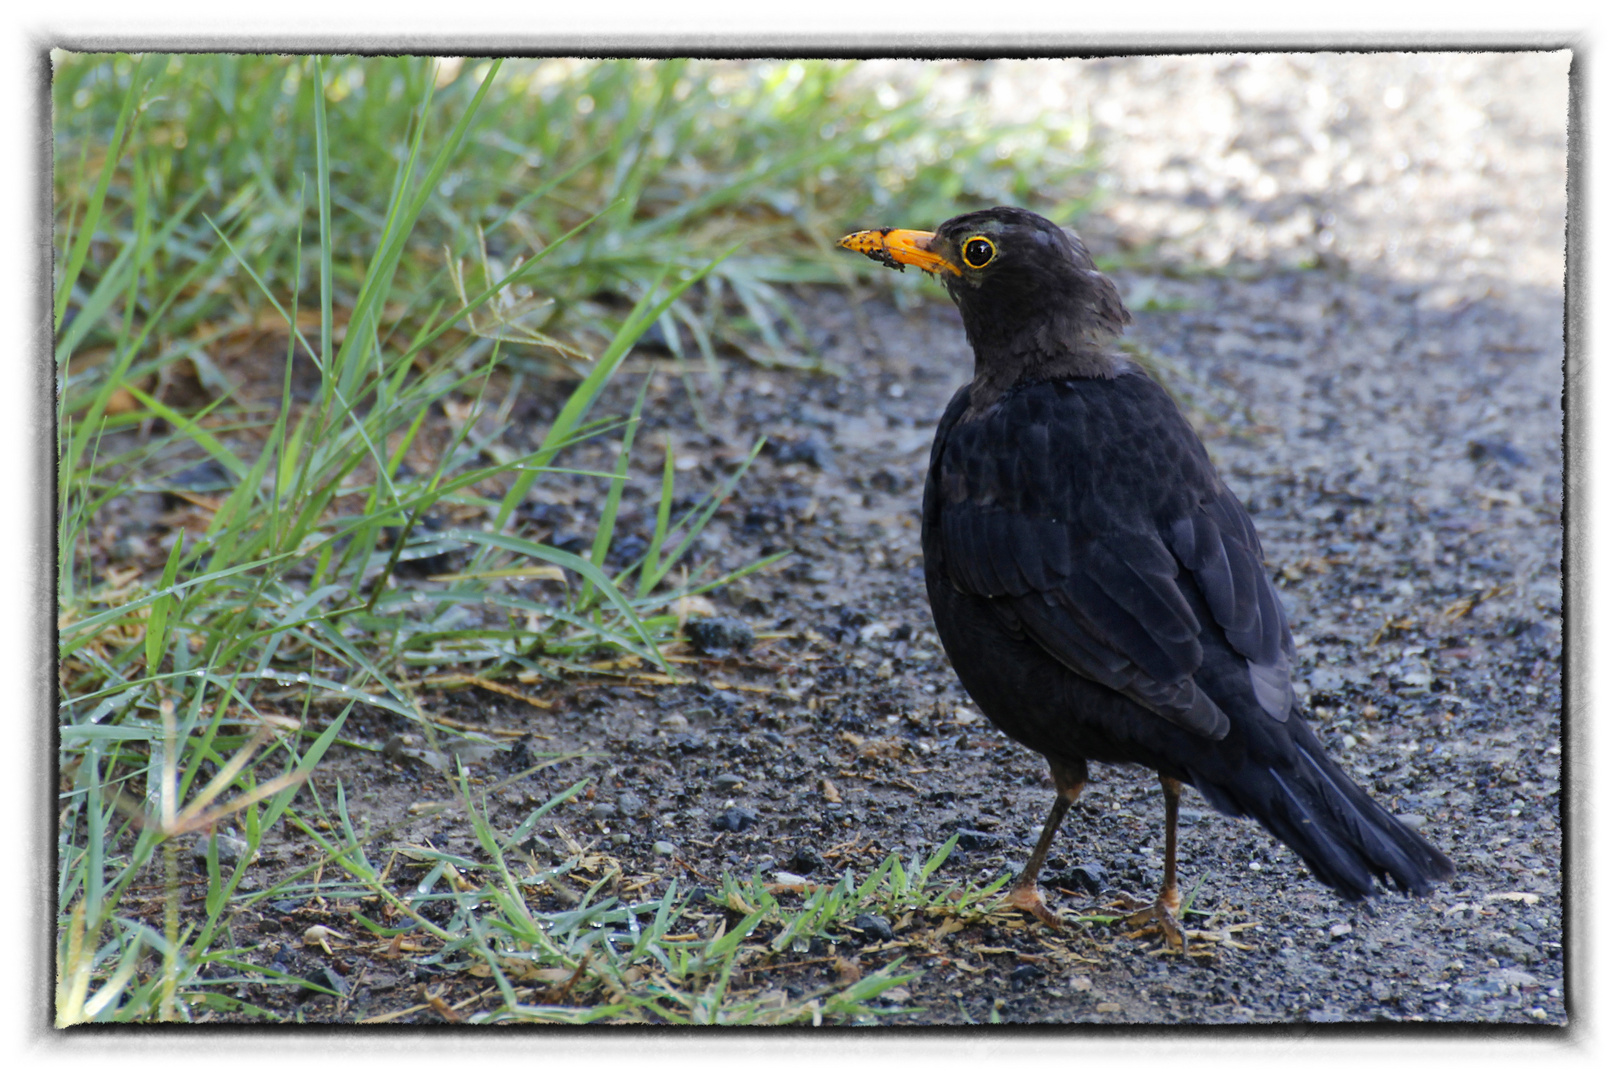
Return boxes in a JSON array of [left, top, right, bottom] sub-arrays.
[[838, 228, 960, 276]]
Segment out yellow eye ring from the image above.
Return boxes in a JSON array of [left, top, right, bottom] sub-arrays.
[[961, 235, 996, 269]]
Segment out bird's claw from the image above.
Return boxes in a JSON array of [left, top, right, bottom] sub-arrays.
[[1106, 892, 1188, 955], [1002, 880, 1066, 930]]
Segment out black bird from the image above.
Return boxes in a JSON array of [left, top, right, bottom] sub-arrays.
[[839, 207, 1453, 945]]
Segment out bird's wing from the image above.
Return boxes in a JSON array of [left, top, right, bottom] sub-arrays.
[[1166, 485, 1296, 721], [931, 376, 1294, 739]]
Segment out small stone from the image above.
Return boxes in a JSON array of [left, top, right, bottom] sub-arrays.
[[1371, 980, 1396, 1002], [714, 773, 746, 791], [952, 829, 1001, 851], [1329, 923, 1354, 939], [710, 806, 758, 832], [190, 832, 251, 866], [1044, 861, 1107, 895], [1309, 667, 1346, 693], [1468, 437, 1530, 467], [616, 793, 646, 816], [1009, 964, 1043, 991], [1069, 975, 1093, 993], [1096, 1002, 1122, 1014], [771, 435, 831, 470], [685, 616, 755, 655], [857, 621, 893, 644], [851, 913, 894, 941], [652, 840, 676, 856], [294, 965, 350, 1002], [1490, 936, 1538, 964], [589, 803, 617, 821], [166, 458, 236, 492], [790, 847, 827, 873]]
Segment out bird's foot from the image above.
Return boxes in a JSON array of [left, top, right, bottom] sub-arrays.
[[1105, 891, 1187, 955], [1002, 880, 1066, 930]]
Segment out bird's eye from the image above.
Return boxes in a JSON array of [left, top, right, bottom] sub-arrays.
[[961, 236, 996, 269]]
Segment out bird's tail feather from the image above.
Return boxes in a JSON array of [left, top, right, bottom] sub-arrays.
[[1197, 714, 1454, 902]]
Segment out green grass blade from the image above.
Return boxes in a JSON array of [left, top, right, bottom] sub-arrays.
[[55, 54, 146, 331]]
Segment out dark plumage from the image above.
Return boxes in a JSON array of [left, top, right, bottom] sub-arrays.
[[840, 207, 1453, 942]]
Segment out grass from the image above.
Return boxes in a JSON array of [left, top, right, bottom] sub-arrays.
[[54, 54, 1099, 1024], [296, 789, 1006, 1026]]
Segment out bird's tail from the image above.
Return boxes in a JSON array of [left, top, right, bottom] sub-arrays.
[[1197, 711, 1455, 902]]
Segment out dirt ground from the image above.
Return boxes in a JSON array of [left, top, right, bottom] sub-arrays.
[[150, 54, 1568, 1025]]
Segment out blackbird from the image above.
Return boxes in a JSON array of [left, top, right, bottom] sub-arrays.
[[839, 207, 1453, 945]]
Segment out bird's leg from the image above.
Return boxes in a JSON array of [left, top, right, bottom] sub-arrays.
[[1120, 774, 1188, 953], [1003, 761, 1086, 930]]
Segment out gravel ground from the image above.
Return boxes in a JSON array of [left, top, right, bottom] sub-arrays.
[[184, 54, 1569, 1026]]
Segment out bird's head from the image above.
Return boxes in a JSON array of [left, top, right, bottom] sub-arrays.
[[839, 207, 1130, 368]]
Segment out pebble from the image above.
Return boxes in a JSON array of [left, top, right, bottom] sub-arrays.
[[851, 913, 894, 941], [771, 435, 831, 470], [616, 793, 646, 816], [190, 833, 251, 865], [951, 829, 1001, 851], [710, 806, 758, 832], [295, 966, 350, 1002], [1045, 861, 1107, 895], [685, 616, 755, 655], [652, 840, 676, 856], [1490, 936, 1538, 965], [790, 847, 827, 872], [1009, 964, 1043, 991], [714, 773, 747, 791]]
